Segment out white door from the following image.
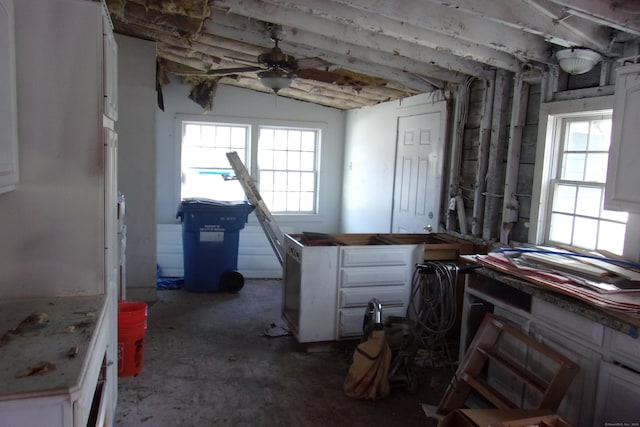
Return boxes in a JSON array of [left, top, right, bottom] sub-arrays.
[[392, 112, 443, 233]]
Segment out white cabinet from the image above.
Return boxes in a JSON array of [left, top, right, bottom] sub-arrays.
[[461, 272, 640, 427], [282, 234, 422, 343], [0, 0, 18, 194], [593, 362, 640, 426], [0, 296, 115, 427], [337, 245, 421, 338], [606, 62, 640, 212], [0, 0, 119, 424]]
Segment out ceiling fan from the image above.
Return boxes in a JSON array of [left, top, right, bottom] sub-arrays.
[[200, 23, 349, 94]]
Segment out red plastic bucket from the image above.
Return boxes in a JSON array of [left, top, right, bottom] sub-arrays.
[[117, 301, 148, 377]]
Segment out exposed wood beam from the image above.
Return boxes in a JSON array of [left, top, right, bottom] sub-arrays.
[[546, 0, 640, 35], [426, 0, 612, 52], [323, 0, 552, 64], [209, 2, 491, 78]]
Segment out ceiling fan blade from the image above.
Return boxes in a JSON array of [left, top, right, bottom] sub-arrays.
[[296, 68, 344, 84], [296, 57, 332, 70], [206, 66, 263, 75]]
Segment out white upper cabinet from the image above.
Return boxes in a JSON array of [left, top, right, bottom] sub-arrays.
[[606, 62, 640, 213], [0, 0, 18, 194]]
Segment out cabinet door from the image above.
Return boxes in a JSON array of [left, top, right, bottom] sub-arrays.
[[593, 361, 640, 426], [487, 307, 531, 408], [606, 62, 640, 212], [528, 323, 600, 427], [0, 0, 18, 194]]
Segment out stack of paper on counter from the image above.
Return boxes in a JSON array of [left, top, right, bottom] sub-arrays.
[[465, 249, 640, 315]]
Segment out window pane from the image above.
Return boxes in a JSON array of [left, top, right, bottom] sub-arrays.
[[288, 151, 301, 170], [259, 171, 274, 191], [288, 172, 301, 191], [589, 120, 611, 151], [553, 184, 576, 214], [575, 186, 601, 217], [300, 172, 315, 191], [300, 192, 314, 212], [273, 151, 287, 169], [287, 192, 300, 211], [567, 121, 589, 150], [549, 213, 573, 244], [600, 205, 628, 222], [288, 130, 301, 151], [274, 171, 287, 188], [181, 122, 248, 201], [230, 127, 246, 148], [272, 192, 287, 211], [301, 131, 315, 151], [260, 129, 274, 150], [584, 153, 608, 183], [300, 152, 315, 171], [597, 221, 625, 255], [258, 149, 274, 169], [573, 217, 598, 249], [274, 130, 288, 150], [561, 153, 585, 181]]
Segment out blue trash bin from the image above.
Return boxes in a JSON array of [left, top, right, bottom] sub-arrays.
[[176, 199, 254, 292]]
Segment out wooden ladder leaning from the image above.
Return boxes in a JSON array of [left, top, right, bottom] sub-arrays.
[[437, 313, 579, 414], [226, 151, 285, 266]]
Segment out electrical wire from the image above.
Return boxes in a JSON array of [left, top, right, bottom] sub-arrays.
[[406, 262, 458, 350]]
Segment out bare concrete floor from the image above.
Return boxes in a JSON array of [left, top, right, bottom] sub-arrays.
[[115, 279, 450, 426]]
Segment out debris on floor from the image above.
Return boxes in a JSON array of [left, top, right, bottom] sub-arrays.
[[263, 321, 290, 337]]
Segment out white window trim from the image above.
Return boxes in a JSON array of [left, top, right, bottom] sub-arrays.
[[530, 95, 640, 261], [174, 114, 327, 220]]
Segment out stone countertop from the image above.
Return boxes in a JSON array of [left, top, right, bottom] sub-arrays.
[[0, 295, 106, 400]]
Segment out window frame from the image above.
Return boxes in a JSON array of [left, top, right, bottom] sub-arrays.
[[175, 114, 324, 218], [530, 96, 640, 259], [256, 125, 320, 215]]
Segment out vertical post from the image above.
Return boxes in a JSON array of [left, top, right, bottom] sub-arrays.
[[482, 69, 512, 240], [500, 74, 530, 244], [471, 78, 495, 237], [446, 77, 474, 233]]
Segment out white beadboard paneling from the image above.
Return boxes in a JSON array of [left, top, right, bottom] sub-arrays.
[[157, 223, 282, 279]]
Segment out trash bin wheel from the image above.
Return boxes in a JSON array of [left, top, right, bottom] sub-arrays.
[[220, 270, 244, 293]]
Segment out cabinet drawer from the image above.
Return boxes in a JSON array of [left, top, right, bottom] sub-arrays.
[[339, 266, 408, 288], [339, 287, 408, 308], [532, 298, 604, 347], [607, 329, 640, 372], [338, 306, 407, 338], [340, 246, 411, 267]]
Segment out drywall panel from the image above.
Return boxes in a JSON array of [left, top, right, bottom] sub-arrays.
[[341, 92, 447, 233]]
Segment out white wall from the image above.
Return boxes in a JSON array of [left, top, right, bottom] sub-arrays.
[[115, 35, 157, 301], [341, 92, 448, 232], [155, 77, 346, 278]]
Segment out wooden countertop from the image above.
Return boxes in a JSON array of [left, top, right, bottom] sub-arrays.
[[0, 295, 106, 400]]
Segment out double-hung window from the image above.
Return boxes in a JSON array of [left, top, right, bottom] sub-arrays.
[[180, 121, 248, 201], [257, 127, 318, 214], [544, 113, 628, 254]]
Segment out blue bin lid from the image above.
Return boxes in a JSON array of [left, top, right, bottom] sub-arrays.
[[176, 198, 255, 220]]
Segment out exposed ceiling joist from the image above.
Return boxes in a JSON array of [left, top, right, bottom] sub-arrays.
[[106, 0, 640, 110], [546, 0, 640, 36], [309, 0, 553, 64], [426, 0, 613, 52]]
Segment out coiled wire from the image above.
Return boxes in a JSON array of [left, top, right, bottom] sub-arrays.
[[406, 262, 458, 350]]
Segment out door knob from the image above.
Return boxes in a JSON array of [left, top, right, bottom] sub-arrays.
[[423, 225, 432, 232]]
